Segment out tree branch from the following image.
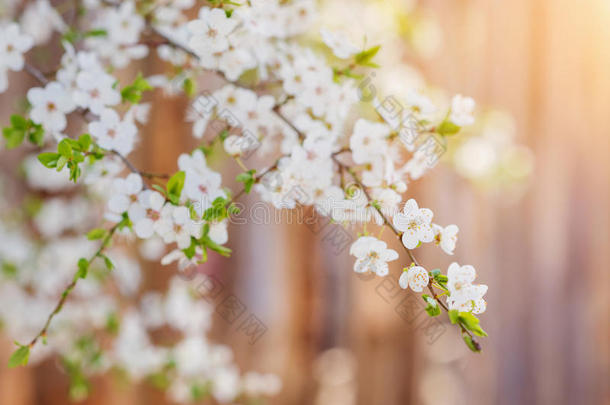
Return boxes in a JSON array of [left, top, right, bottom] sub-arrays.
[[332, 154, 478, 344], [28, 223, 120, 348], [22, 62, 170, 183]]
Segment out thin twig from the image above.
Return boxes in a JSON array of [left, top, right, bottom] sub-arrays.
[[28, 223, 120, 348], [23, 62, 170, 183], [24, 62, 50, 85], [332, 154, 477, 343]]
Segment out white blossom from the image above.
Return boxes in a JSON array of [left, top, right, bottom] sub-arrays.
[[320, 28, 359, 59], [187, 7, 238, 55], [0, 23, 33, 92], [156, 205, 202, 249], [349, 119, 390, 164], [398, 265, 429, 292], [73, 70, 121, 114], [128, 190, 166, 239], [449, 94, 475, 126], [349, 236, 398, 277], [107, 173, 144, 221], [20, 0, 66, 45], [392, 199, 435, 249], [178, 150, 226, 211], [89, 108, 138, 155], [27, 82, 75, 133], [433, 224, 459, 255], [446, 262, 487, 314]]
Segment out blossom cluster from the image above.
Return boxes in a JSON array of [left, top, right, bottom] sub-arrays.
[[0, 0, 493, 401]]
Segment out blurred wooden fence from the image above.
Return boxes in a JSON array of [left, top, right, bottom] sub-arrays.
[[1, 0, 609, 404]]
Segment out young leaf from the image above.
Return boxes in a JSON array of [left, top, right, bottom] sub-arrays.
[[8, 345, 30, 368], [3, 127, 24, 149], [101, 255, 114, 270], [27, 124, 44, 146], [78, 134, 92, 151], [105, 313, 120, 335], [202, 235, 232, 257], [182, 239, 197, 260], [436, 120, 461, 136], [462, 333, 481, 353], [86, 228, 107, 240], [38, 152, 60, 168], [422, 294, 441, 316], [76, 258, 89, 280], [152, 184, 168, 198], [448, 309, 460, 324], [10, 114, 27, 129], [236, 169, 256, 193], [166, 171, 185, 204], [429, 268, 441, 277], [83, 29, 107, 38], [354, 45, 381, 67], [458, 312, 488, 337], [121, 73, 153, 104], [58, 139, 73, 158], [183, 78, 196, 97]]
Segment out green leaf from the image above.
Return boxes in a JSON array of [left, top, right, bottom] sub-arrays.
[[2, 261, 17, 278], [76, 258, 89, 280], [202, 197, 229, 221], [218, 128, 229, 141], [152, 184, 168, 198], [458, 312, 488, 337], [8, 345, 30, 368], [117, 213, 132, 231], [166, 171, 185, 203], [86, 228, 107, 240], [462, 333, 481, 352], [182, 239, 197, 260], [78, 134, 92, 151], [38, 152, 60, 168], [202, 235, 232, 257], [448, 309, 459, 324], [10, 114, 27, 129], [121, 73, 153, 104], [3, 127, 25, 149], [58, 139, 73, 158], [62, 28, 79, 43], [436, 120, 461, 136], [27, 124, 44, 146], [183, 77, 196, 97], [422, 294, 441, 317], [227, 203, 241, 215], [236, 169, 256, 193], [83, 29, 107, 38], [191, 382, 211, 401], [101, 255, 114, 270], [68, 161, 81, 182], [105, 313, 120, 335], [354, 45, 381, 67], [56, 155, 68, 171]]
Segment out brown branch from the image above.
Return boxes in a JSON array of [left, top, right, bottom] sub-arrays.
[[24, 62, 50, 85], [23, 62, 170, 183], [332, 154, 478, 344], [28, 223, 120, 348]]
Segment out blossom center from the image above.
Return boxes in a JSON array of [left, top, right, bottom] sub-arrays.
[[146, 209, 160, 221]]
